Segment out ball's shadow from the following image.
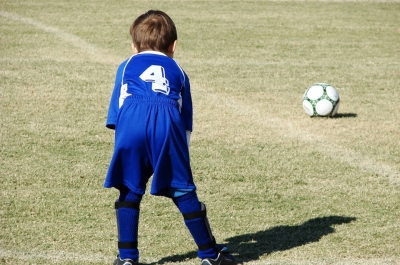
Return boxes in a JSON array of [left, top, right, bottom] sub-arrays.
[[332, 113, 357, 118], [150, 215, 356, 264]]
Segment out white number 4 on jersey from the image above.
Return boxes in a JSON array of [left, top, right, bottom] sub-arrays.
[[140, 65, 170, 95]]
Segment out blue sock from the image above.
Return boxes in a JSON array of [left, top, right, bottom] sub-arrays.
[[116, 187, 142, 261], [173, 191, 218, 259]]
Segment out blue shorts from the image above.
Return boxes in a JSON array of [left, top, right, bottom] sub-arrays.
[[104, 96, 196, 197]]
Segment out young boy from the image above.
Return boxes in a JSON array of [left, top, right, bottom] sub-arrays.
[[104, 10, 238, 265]]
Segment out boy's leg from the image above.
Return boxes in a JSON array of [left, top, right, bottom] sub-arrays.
[[172, 191, 228, 254], [114, 186, 143, 263], [172, 191, 217, 258], [173, 190, 238, 264]]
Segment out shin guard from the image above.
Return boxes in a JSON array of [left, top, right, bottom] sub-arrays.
[[182, 202, 217, 254], [115, 200, 140, 260]]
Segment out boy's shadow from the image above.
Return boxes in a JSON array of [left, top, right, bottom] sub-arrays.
[[152, 215, 356, 264], [226, 215, 356, 263]]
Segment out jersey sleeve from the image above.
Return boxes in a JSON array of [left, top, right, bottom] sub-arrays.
[[106, 60, 128, 129], [180, 71, 193, 132]]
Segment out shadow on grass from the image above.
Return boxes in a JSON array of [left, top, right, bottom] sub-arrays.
[[150, 215, 356, 264], [226, 215, 357, 263], [309, 113, 357, 119], [332, 112, 357, 118]]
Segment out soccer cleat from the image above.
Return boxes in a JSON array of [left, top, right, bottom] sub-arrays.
[[113, 255, 138, 265], [201, 246, 238, 265]]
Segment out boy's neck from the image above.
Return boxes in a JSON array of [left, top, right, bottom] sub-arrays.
[[132, 41, 176, 58]]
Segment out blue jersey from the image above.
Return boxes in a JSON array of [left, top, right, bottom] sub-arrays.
[[106, 51, 192, 132], [104, 51, 196, 197]]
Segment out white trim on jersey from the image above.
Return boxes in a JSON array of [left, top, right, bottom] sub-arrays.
[[139, 51, 167, 56], [118, 55, 135, 108], [119, 51, 187, 111], [137, 51, 187, 111]]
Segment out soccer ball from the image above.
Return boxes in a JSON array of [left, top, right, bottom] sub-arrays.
[[302, 83, 340, 117]]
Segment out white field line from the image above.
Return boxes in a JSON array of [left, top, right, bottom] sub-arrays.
[[199, 89, 400, 186], [230, 0, 400, 2], [0, 249, 109, 263], [0, 249, 166, 264], [262, 0, 400, 2], [245, 259, 400, 265], [0, 10, 117, 64], [0, 249, 399, 265]]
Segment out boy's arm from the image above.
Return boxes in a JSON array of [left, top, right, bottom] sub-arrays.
[[181, 72, 193, 148], [186, 130, 191, 147], [180, 72, 193, 133], [106, 60, 128, 130]]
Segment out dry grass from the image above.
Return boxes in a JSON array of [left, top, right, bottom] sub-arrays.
[[1, 0, 399, 264]]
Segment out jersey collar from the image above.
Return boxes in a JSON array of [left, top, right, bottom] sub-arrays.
[[137, 51, 167, 56]]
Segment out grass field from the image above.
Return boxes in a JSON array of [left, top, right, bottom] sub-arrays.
[[1, 0, 399, 264]]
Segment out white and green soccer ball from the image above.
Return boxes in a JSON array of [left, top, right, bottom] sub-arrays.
[[302, 83, 340, 117]]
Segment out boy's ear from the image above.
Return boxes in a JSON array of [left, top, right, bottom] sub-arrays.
[[132, 43, 138, 54], [169, 40, 177, 54]]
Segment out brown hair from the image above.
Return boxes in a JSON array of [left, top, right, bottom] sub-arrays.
[[130, 10, 177, 54]]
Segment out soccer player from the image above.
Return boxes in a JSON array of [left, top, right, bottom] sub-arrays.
[[104, 10, 238, 265]]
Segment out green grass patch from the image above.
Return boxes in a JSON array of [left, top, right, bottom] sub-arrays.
[[1, 0, 399, 264]]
